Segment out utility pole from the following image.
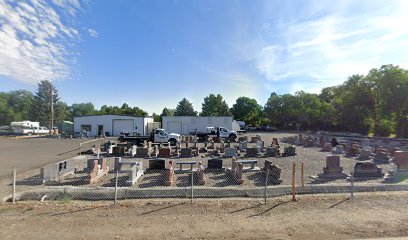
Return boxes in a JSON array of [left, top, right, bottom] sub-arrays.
[[50, 87, 54, 134]]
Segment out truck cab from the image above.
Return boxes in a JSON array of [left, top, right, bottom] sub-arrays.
[[153, 129, 180, 145], [205, 127, 238, 141]]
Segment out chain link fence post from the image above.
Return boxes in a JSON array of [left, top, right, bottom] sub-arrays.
[[114, 170, 118, 205], [12, 168, 16, 204], [350, 171, 354, 199], [264, 169, 269, 204], [292, 162, 296, 202], [190, 166, 194, 203]]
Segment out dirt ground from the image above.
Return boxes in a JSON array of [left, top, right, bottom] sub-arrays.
[[1, 192, 408, 240]]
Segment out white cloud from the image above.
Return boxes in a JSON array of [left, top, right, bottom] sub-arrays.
[[88, 28, 98, 38], [253, 0, 408, 93], [0, 0, 83, 84]]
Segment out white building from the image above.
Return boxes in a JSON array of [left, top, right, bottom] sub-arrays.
[[162, 116, 240, 135], [73, 115, 154, 137]]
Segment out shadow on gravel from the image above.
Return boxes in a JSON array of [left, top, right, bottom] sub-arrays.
[[139, 202, 186, 216], [248, 200, 292, 218], [329, 198, 350, 208]]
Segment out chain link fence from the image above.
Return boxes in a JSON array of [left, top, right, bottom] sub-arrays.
[[1, 135, 407, 205]]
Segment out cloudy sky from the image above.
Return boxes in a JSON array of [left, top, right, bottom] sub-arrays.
[[1, 0, 408, 114]]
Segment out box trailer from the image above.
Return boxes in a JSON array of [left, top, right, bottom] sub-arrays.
[[162, 116, 234, 135], [73, 115, 155, 137]]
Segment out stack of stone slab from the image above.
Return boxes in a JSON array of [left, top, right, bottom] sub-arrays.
[[114, 157, 144, 186], [89, 158, 109, 184], [393, 151, 408, 171], [282, 146, 296, 157], [263, 160, 281, 183], [374, 148, 391, 163], [353, 162, 384, 178], [317, 155, 348, 179], [41, 159, 77, 183]]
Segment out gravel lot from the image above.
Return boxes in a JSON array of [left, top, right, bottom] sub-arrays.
[[1, 132, 407, 201]]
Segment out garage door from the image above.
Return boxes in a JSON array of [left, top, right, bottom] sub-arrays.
[[112, 119, 134, 136], [167, 121, 182, 134]]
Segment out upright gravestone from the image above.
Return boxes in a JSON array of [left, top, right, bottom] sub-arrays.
[[335, 145, 344, 154], [239, 141, 247, 151], [374, 149, 391, 163], [148, 159, 166, 170], [358, 149, 372, 160], [158, 147, 172, 158], [393, 151, 408, 171], [265, 147, 278, 157], [207, 158, 224, 170], [353, 162, 384, 178], [224, 147, 238, 157], [180, 148, 193, 158], [282, 146, 296, 157], [136, 147, 149, 158], [318, 155, 347, 179], [245, 147, 259, 157]]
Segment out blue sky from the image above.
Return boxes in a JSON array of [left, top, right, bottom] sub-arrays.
[[1, 0, 408, 114]]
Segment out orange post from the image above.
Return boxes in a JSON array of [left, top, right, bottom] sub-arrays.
[[292, 162, 296, 201], [301, 162, 304, 192]]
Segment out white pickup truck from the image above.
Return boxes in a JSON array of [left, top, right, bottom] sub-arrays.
[[21, 126, 50, 135], [193, 127, 238, 142], [118, 128, 181, 146]]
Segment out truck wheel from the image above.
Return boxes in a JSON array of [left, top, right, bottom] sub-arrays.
[[229, 134, 237, 142], [169, 139, 177, 146]]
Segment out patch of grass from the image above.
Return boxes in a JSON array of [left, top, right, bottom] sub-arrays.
[[0, 207, 14, 214], [55, 194, 73, 204]]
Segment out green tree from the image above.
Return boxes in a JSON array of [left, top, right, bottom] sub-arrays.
[[69, 103, 95, 117], [230, 97, 261, 125], [31, 80, 60, 128], [161, 107, 175, 117], [0, 93, 14, 125], [174, 98, 197, 116], [200, 94, 232, 116]]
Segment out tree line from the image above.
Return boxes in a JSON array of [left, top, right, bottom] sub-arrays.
[[0, 64, 407, 137]]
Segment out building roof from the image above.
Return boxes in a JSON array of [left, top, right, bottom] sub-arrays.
[[73, 114, 152, 118]]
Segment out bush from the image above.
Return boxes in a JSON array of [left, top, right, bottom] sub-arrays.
[[374, 119, 394, 137]]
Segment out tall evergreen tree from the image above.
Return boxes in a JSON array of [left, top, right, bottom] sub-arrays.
[[31, 80, 59, 128], [174, 98, 197, 116]]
